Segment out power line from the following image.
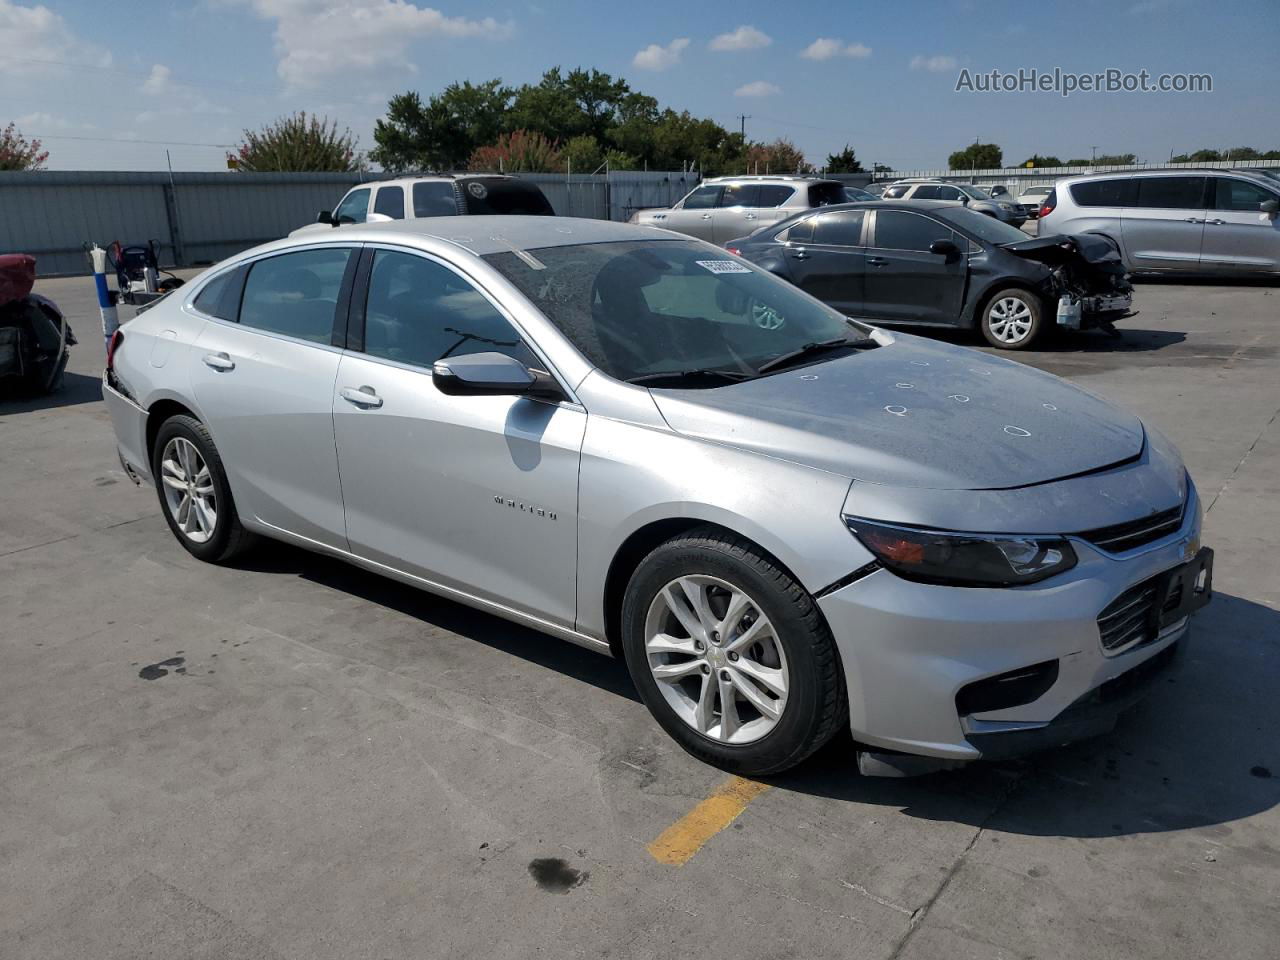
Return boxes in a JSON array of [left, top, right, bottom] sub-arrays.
[[29, 134, 234, 148]]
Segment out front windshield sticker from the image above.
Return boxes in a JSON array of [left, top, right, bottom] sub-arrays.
[[696, 259, 751, 275]]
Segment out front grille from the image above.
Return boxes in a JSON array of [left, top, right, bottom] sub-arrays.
[[1078, 504, 1184, 554], [1097, 574, 1185, 652]]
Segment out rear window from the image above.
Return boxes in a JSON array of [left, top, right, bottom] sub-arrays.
[[412, 181, 458, 217], [1133, 176, 1207, 209], [373, 185, 405, 219], [1069, 178, 1135, 207], [807, 181, 848, 207], [461, 180, 554, 216]]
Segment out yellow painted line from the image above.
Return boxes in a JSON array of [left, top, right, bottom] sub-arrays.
[[647, 775, 770, 866]]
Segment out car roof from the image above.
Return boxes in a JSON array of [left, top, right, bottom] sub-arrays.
[[290, 216, 677, 256], [702, 175, 834, 183], [1056, 168, 1278, 185], [354, 173, 522, 188]]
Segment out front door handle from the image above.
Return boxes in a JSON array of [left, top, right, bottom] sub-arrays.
[[700, 213, 712, 220], [867, 256, 889, 266], [745, 213, 758, 220], [790, 247, 809, 260], [1183, 217, 1203, 223], [1206, 218, 1226, 225], [340, 386, 383, 408], [202, 352, 234, 371]]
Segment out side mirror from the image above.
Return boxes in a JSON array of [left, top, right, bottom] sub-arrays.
[[960, 196, 970, 205], [1261, 199, 1279, 217], [432, 352, 562, 400], [930, 239, 961, 259], [316, 210, 335, 225]]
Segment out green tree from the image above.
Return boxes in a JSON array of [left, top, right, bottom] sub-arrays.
[[873, 163, 893, 173], [563, 135, 603, 172], [1171, 148, 1220, 163], [371, 80, 510, 172], [824, 145, 863, 173], [234, 112, 362, 172], [1021, 154, 1062, 167], [1093, 153, 1137, 165], [0, 122, 48, 170], [948, 142, 1003, 170]]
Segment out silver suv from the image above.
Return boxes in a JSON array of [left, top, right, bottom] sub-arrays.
[[1039, 169, 1280, 275], [630, 176, 851, 244], [883, 179, 1027, 228]]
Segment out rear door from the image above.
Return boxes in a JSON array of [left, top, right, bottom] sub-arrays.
[[664, 184, 722, 240], [862, 210, 967, 325], [1121, 176, 1207, 271], [781, 210, 867, 315], [189, 245, 358, 549], [1201, 177, 1280, 273]]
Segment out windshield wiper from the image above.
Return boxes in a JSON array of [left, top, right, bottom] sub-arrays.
[[755, 336, 876, 375], [626, 368, 756, 387]]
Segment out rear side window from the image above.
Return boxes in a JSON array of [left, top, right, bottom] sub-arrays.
[[1213, 177, 1276, 211], [779, 217, 814, 243], [682, 185, 722, 210], [911, 185, 941, 200], [1069, 179, 1136, 207], [806, 182, 847, 207], [334, 188, 370, 224], [362, 250, 534, 369], [239, 248, 352, 344], [755, 185, 795, 207], [1134, 176, 1207, 209], [461, 180, 554, 215], [413, 182, 459, 217], [192, 268, 242, 321], [811, 210, 866, 246], [719, 183, 758, 207], [882, 184, 910, 199], [372, 185, 405, 219], [873, 211, 951, 252]]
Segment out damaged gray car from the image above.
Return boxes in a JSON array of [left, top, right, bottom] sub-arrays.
[[728, 200, 1134, 349]]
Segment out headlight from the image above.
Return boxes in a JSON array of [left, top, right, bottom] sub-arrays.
[[999, 203, 1014, 211], [845, 517, 1077, 587]]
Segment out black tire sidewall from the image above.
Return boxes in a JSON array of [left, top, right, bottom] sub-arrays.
[[981, 287, 1043, 349], [151, 415, 237, 562], [621, 535, 837, 775]]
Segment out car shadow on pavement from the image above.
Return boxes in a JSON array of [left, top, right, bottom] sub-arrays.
[[922, 326, 1188, 356], [234, 539, 642, 704], [0, 371, 102, 413], [770, 591, 1280, 839]]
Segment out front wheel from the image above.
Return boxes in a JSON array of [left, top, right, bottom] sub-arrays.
[[980, 288, 1043, 349], [621, 528, 846, 776]]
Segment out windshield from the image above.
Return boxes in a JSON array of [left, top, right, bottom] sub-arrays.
[[462, 179, 554, 216], [843, 186, 875, 201], [937, 207, 1030, 244], [958, 185, 996, 201], [483, 239, 871, 383]]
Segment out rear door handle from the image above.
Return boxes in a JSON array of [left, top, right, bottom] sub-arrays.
[[1206, 218, 1226, 225], [790, 247, 809, 260], [340, 386, 383, 408], [867, 256, 889, 266], [1183, 217, 1203, 223], [202, 352, 234, 371]]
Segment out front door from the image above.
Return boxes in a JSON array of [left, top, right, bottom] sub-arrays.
[[1201, 177, 1280, 273], [862, 210, 967, 325], [188, 246, 356, 549], [664, 184, 722, 240], [1121, 176, 1207, 272], [331, 247, 585, 627]]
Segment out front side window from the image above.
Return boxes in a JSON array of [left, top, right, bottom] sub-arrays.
[[811, 210, 866, 246], [372, 185, 405, 219], [413, 181, 459, 217], [1213, 178, 1276, 211], [682, 185, 723, 210], [239, 248, 352, 344], [1134, 176, 1207, 209], [363, 250, 535, 370], [483, 239, 870, 383], [872, 211, 953, 251], [911, 185, 942, 200], [719, 184, 758, 207], [334, 188, 371, 224], [937, 186, 965, 202], [882, 184, 910, 199]]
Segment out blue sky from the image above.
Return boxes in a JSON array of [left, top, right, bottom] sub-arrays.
[[3, 0, 1276, 172]]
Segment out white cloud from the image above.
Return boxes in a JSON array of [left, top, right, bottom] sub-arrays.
[[0, 0, 111, 75], [15, 111, 96, 131], [734, 80, 780, 98], [801, 37, 872, 60], [142, 63, 172, 95], [710, 25, 771, 52], [632, 36, 689, 71], [234, 0, 514, 86], [910, 54, 958, 72]]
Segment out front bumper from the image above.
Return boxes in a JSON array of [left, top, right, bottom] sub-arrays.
[[817, 491, 1205, 761]]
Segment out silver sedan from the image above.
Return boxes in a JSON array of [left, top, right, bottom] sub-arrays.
[[103, 217, 1212, 776]]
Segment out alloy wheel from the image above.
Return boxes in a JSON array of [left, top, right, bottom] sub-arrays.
[[644, 575, 790, 744], [987, 296, 1034, 344], [159, 437, 218, 544]]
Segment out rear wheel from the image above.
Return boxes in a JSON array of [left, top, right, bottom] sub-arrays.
[[621, 528, 846, 775], [151, 414, 254, 563], [980, 287, 1043, 349]]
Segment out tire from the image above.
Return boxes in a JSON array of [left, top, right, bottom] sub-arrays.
[[620, 527, 846, 776], [151, 414, 254, 563], [980, 287, 1043, 350]]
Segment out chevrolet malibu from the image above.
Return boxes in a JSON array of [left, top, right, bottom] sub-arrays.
[[102, 218, 1212, 776]]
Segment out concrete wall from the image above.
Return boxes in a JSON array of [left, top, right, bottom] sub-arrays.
[[0, 169, 702, 276]]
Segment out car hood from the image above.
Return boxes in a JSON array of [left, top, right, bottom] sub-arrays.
[[1001, 232, 1125, 269], [650, 335, 1145, 491]]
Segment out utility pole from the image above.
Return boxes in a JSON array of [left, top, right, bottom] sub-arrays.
[[738, 115, 750, 173], [1090, 145, 1098, 165]]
